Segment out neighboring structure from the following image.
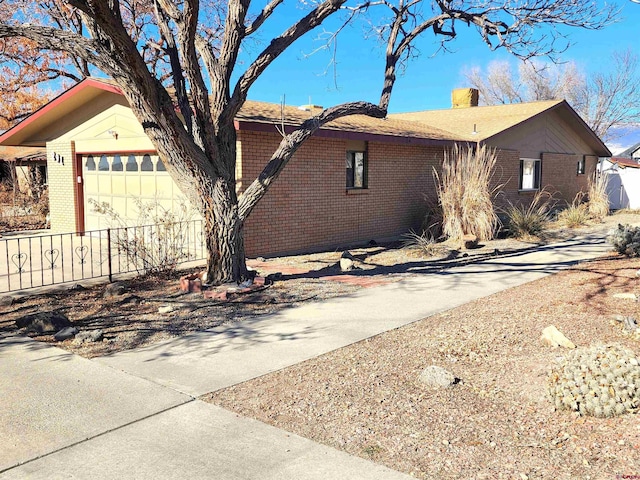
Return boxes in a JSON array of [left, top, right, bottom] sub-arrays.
[[0, 80, 610, 257], [0, 146, 47, 195], [600, 157, 640, 210]]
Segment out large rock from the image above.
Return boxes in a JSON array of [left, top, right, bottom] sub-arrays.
[[418, 365, 460, 388], [0, 296, 15, 307], [16, 311, 71, 334], [541, 325, 576, 349]]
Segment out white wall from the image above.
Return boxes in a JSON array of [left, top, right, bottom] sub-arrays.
[[601, 160, 640, 209]]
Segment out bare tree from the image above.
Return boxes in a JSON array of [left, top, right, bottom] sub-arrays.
[[0, 0, 617, 283], [464, 51, 640, 141]]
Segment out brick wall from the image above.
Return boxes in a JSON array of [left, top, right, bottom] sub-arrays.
[[46, 141, 77, 233], [542, 153, 595, 204], [239, 130, 444, 257]]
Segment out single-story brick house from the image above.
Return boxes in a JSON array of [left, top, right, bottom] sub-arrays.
[[0, 79, 610, 256], [0, 146, 47, 194]]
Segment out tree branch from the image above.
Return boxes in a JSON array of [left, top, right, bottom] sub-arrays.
[[237, 101, 385, 220]]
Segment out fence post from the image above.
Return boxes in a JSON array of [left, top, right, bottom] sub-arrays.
[[107, 228, 113, 283]]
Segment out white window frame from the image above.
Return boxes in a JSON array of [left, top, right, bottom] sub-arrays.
[[519, 158, 541, 191], [346, 150, 367, 189]]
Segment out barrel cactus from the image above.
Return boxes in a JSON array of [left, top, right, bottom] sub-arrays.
[[548, 344, 640, 417]]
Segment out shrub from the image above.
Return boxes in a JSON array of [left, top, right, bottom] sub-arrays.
[[608, 223, 640, 257], [548, 344, 640, 417], [90, 197, 197, 273], [401, 230, 443, 257], [557, 192, 590, 228], [503, 189, 555, 239], [434, 144, 499, 242], [588, 173, 610, 220]]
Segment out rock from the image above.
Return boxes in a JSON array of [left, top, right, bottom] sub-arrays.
[[120, 294, 142, 305], [158, 305, 175, 314], [0, 296, 14, 307], [613, 293, 638, 300], [418, 365, 460, 388], [266, 272, 282, 284], [541, 325, 576, 349], [54, 327, 78, 341], [636, 269, 640, 278], [368, 239, 378, 247], [256, 257, 266, 262], [68, 283, 87, 291], [180, 273, 204, 292], [103, 282, 127, 298], [203, 290, 228, 301], [340, 257, 354, 272], [463, 234, 478, 249], [73, 330, 104, 344], [16, 311, 71, 334]]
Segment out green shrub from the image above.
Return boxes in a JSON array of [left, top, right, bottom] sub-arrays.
[[608, 223, 640, 257]]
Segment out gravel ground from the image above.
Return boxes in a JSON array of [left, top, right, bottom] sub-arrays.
[[206, 255, 640, 480]]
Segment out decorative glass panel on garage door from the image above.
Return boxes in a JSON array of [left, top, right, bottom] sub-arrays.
[[82, 153, 189, 231]]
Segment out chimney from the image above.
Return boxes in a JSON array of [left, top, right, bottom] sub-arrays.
[[451, 88, 479, 109]]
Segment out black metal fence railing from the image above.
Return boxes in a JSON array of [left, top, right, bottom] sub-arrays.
[[0, 219, 206, 293]]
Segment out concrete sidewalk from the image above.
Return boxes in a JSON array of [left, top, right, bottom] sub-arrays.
[[98, 232, 612, 397], [0, 231, 614, 478]]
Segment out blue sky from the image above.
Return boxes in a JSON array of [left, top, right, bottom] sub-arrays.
[[237, 1, 639, 116]]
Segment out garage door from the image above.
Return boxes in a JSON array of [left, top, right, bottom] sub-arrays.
[[82, 153, 188, 232]]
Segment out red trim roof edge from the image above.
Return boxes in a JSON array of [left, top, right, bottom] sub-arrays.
[[0, 78, 123, 145]]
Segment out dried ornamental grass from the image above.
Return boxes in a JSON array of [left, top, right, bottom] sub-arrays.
[[435, 145, 499, 242], [557, 192, 590, 228], [588, 173, 610, 220], [503, 189, 555, 238]]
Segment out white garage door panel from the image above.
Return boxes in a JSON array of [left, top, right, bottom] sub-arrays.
[[82, 153, 191, 232]]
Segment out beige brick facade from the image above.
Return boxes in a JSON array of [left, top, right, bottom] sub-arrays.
[[46, 141, 77, 233]]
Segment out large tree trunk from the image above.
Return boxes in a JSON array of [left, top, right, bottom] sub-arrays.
[[201, 176, 249, 285]]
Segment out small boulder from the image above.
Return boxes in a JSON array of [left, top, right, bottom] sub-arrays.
[[158, 305, 175, 314], [73, 330, 104, 345], [0, 296, 15, 307], [16, 311, 71, 334], [340, 257, 354, 272], [54, 327, 78, 342], [463, 234, 478, 249], [103, 282, 127, 298], [541, 325, 576, 349], [418, 365, 460, 389]]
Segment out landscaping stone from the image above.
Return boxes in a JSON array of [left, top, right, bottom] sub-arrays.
[[463, 234, 478, 249], [16, 311, 71, 334], [418, 365, 459, 388], [203, 290, 229, 301], [73, 329, 104, 344], [158, 305, 175, 314], [612, 293, 638, 301], [0, 295, 14, 307], [103, 282, 127, 298], [541, 325, 576, 349], [180, 273, 203, 293], [54, 326, 78, 341], [340, 257, 354, 272]]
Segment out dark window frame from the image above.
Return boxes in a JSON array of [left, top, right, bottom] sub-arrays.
[[346, 150, 368, 189], [577, 157, 586, 175], [519, 158, 541, 191]]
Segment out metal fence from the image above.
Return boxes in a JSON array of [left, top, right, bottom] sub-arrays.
[[0, 219, 206, 293]]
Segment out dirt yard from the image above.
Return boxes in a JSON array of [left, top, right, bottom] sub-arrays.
[[2, 212, 640, 478], [205, 255, 640, 480]]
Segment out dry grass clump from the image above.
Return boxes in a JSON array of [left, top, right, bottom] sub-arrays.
[[401, 230, 446, 257], [558, 192, 590, 228], [503, 189, 555, 239], [588, 173, 610, 220], [435, 145, 499, 242]]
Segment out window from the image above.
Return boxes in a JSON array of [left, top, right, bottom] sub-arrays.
[[98, 155, 109, 171], [577, 157, 586, 175], [519, 158, 541, 190], [112, 154, 123, 171], [85, 155, 96, 171], [346, 151, 367, 189], [126, 154, 138, 171], [141, 154, 154, 171]]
